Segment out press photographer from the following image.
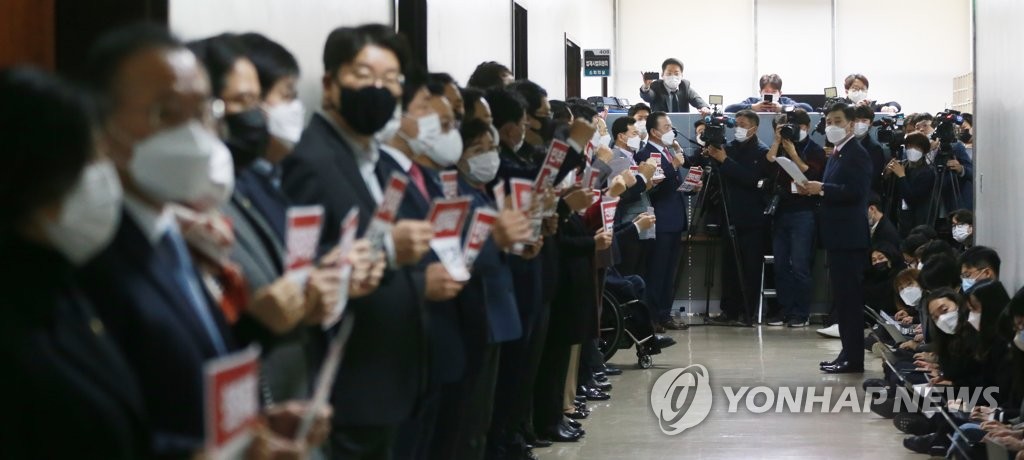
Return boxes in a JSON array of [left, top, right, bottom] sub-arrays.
[[704, 109, 771, 326], [884, 133, 936, 234], [763, 109, 826, 328]]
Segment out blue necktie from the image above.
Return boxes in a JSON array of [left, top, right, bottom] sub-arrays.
[[160, 229, 228, 355]]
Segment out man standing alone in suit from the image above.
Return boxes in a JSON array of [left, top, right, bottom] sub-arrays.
[[797, 103, 872, 374], [639, 58, 711, 115]]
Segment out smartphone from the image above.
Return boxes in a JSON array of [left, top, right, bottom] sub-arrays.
[[643, 71, 660, 81], [763, 94, 774, 103]]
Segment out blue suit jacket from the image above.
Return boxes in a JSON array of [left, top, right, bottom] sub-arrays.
[[725, 96, 813, 113], [819, 138, 873, 250], [81, 210, 235, 456], [458, 177, 523, 345], [634, 142, 689, 233]]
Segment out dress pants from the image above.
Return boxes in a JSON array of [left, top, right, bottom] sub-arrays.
[[645, 231, 683, 323], [617, 230, 647, 277], [533, 335, 572, 433], [828, 248, 868, 367], [488, 304, 550, 453], [562, 345, 582, 413], [429, 344, 500, 460], [328, 425, 398, 460], [394, 388, 440, 460], [720, 226, 767, 321]]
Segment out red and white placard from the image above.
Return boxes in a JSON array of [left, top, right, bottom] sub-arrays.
[[204, 346, 261, 460], [463, 207, 498, 268], [427, 197, 473, 281]]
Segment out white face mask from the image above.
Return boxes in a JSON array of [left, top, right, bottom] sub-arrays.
[[376, 106, 402, 143], [129, 120, 229, 204], [854, 121, 870, 137], [427, 129, 464, 167], [905, 148, 924, 162], [599, 134, 612, 147], [936, 310, 959, 335], [952, 224, 972, 243], [916, 261, 924, 270], [187, 140, 235, 212], [402, 112, 443, 157], [799, 129, 808, 142], [900, 286, 923, 306], [663, 75, 682, 91], [635, 120, 648, 140], [266, 99, 305, 145], [660, 129, 675, 146], [44, 161, 123, 265], [511, 127, 526, 152], [466, 150, 500, 184], [626, 135, 642, 151], [848, 90, 869, 104], [825, 125, 848, 144], [1014, 331, 1024, 352], [967, 310, 981, 331], [734, 126, 750, 142]]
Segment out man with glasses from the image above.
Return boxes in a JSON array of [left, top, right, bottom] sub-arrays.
[[282, 24, 435, 459]]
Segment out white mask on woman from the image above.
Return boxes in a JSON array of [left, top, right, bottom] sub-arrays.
[[936, 310, 959, 335], [899, 286, 923, 306], [967, 310, 981, 331], [44, 161, 123, 265], [905, 148, 924, 162], [466, 150, 500, 184]]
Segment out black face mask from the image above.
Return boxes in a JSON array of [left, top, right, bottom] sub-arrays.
[[872, 261, 889, 272], [224, 109, 270, 170], [530, 114, 556, 144], [337, 85, 397, 135], [958, 131, 973, 144]]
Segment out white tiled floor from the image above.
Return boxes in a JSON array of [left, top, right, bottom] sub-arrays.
[[535, 325, 923, 459]]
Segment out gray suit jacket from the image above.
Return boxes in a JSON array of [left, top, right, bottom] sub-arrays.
[[223, 190, 284, 291], [639, 79, 708, 113]]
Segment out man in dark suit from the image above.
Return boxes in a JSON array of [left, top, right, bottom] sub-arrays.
[[798, 103, 873, 374], [868, 195, 901, 250], [635, 111, 697, 330], [78, 26, 239, 457], [705, 110, 772, 325], [639, 58, 711, 114], [281, 25, 435, 459], [853, 105, 889, 195]]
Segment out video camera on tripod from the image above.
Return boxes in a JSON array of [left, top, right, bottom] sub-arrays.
[[873, 113, 905, 150], [931, 109, 964, 167], [699, 95, 735, 149], [814, 86, 848, 134]]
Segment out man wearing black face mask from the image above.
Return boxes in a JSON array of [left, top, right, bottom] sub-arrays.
[[282, 24, 436, 458]]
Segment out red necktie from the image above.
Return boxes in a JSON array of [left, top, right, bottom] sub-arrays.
[[409, 163, 430, 199]]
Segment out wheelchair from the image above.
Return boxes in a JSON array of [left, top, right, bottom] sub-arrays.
[[598, 281, 668, 369]]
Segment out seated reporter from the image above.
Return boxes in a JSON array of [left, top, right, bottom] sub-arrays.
[[865, 243, 904, 315], [0, 67, 147, 460], [950, 209, 975, 249], [725, 73, 813, 113]]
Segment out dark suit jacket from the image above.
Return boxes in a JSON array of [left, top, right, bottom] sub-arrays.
[[81, 209, 235, 456], [1, 239, 148, 460], [859, 135, 887, 194], [281, 113, 427, 426], [458, 177, 523, 345], [551, 211, 597, 345], [818, 138, 873, 250], [634, 142, 690, 233], [639, 79, 708, 113], [895, 165, 936, 231], [237, 164, 288, 242], [378, 152, 466, 386], [871, 216, 901, 250]]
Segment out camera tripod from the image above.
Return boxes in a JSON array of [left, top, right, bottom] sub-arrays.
[[925, 144, 963, 226], [688, 153, 752, 327]]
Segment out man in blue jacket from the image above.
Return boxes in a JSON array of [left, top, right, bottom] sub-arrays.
[[797, 103, 873, 374], [725, 74, 813, 113]]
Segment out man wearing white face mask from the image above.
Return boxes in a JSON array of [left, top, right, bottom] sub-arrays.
[[797, 103, 873, 374], [706, 110, 772, 326], [725, 74, 813, 114], [639, 58, 711, 115], [852, 105, 888, 194], [950, 209, 974, 249], [78, 25, 242, 456], [843, 73, 901, 114]]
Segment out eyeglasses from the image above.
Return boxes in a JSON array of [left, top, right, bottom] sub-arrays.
[[145, 98, 223, 131], [340, 65, 405, 89]]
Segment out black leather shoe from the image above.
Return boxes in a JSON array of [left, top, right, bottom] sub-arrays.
[[540, 424, 582, 443], [559, 418, 584, 436], [603, 365, 623, 376], [577, 385, 611, 401], [821, 361, 864, 374], [592, 371, 607, 381], [819, 358, 838, 367], [525, 437, 552, 449], [564, 417, 582, 430], [588, 378, 612, 391], [902, 433, 936, 454], [654, 334, 677, 349], [574, 395, 586, 403], [565, 409, 588, 420]]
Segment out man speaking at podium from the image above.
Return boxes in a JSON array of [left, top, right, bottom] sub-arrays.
[[796, 103, 872, 374]]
